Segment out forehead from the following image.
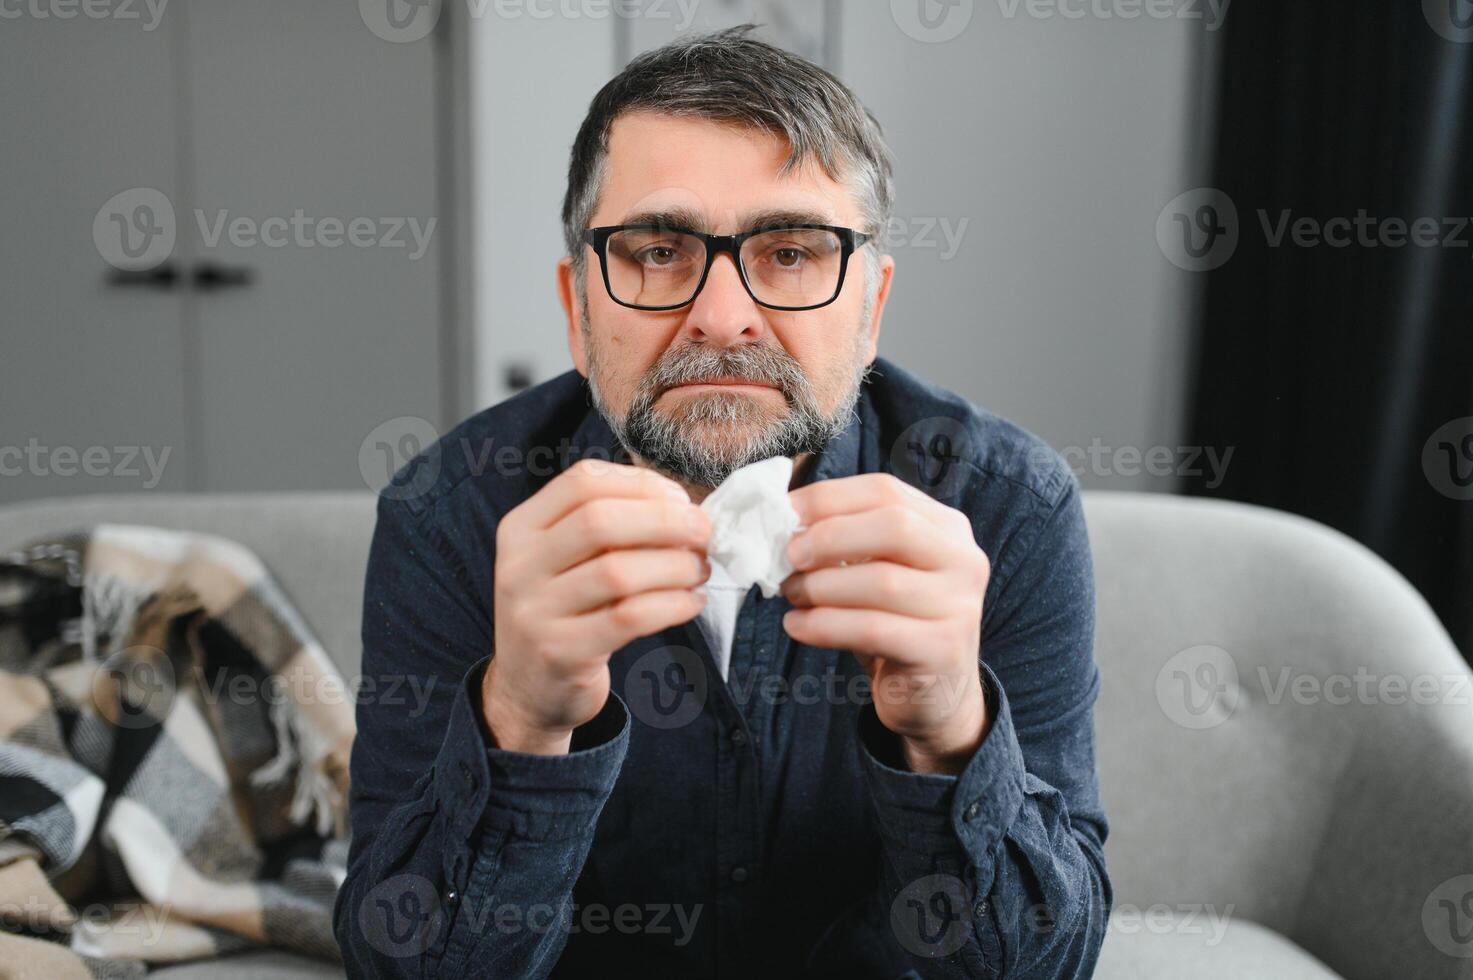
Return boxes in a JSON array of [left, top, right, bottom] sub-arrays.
[[593, 111, 860, 231]]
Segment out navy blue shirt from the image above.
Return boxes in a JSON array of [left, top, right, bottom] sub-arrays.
[[334, 358, 1110, 978]]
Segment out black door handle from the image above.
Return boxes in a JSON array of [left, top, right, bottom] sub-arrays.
[[106, 263, 180, 288], [192, 262, 255, 291]]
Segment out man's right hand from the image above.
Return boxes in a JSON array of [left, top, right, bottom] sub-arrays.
[[482, 459, 712, 754]]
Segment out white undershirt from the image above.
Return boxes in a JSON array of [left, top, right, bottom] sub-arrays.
[[695, 559, 748, 681]]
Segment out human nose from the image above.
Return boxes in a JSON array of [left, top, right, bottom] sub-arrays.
[[680, 250, 766, 347]]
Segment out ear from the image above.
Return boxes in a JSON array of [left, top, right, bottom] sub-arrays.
[[557, 256, 589, 378], [862, 254, 896, 364]]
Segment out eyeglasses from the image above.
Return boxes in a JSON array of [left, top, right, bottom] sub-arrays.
[[583, 223, 872, 312]]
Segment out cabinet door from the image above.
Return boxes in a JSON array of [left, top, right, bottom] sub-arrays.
[[0, 11, 192, 504], [184, 0, 445, 491]]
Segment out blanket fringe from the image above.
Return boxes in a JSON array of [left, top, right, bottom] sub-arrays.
[[250, 694, 342, 838]]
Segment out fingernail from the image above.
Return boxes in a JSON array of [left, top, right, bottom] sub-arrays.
[[665, 483, 690, 502], [787, 537, 811, 568]]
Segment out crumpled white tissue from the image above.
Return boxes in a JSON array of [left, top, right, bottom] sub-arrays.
[[701, 456, 801, 599]]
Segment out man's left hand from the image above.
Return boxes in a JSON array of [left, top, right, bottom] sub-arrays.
[[782, 473, 991, 775]]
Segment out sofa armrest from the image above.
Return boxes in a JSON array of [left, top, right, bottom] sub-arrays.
[[1294, 661, 1473, 980]]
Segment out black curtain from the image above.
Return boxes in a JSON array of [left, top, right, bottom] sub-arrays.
[[1185, 3, 1473, 660]]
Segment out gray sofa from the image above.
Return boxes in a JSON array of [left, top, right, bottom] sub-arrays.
[[2, 491, 1470, 979]]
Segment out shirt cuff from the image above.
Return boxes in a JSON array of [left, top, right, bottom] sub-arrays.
[[432, 656, 630, 844], [858, 661, 1026, 890]]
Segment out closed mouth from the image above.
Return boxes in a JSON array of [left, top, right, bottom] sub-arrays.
[[669, 378, 778, 389]]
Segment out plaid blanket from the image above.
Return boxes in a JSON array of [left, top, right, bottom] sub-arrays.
[[0, 525, 354, 977]]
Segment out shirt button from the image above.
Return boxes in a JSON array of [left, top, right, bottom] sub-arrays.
[[730, 729, 747, 745], [730, 866, 749, 884], [459, 761, 475, 790], [963, 800, 982, 823], [445, 889, 460, 906]]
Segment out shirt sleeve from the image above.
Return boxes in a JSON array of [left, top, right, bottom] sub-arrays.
[[852, 474, 1111, 978], [333, 493, 629, 979]]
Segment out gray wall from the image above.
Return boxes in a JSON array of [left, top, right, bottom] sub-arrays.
[[470, 2, 1222, 491]]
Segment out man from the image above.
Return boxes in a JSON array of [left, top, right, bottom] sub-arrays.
[[335, 26, 1109, 978]]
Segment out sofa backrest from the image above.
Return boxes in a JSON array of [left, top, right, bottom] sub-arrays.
[[0, 492, 377, 679]]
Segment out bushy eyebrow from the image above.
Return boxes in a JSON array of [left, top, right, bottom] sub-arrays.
[[617, 206, 837, 233]]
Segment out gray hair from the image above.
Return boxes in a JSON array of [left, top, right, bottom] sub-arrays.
[[560, 25, 895, 286]]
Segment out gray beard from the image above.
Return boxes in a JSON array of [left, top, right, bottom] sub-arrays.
[[587, 333, 869, 489]]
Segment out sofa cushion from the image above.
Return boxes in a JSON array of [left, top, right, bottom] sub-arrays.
[[1096, 911, 1341, 979]]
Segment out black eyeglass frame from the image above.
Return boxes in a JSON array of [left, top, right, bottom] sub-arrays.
[[582, 223, 873, 312]]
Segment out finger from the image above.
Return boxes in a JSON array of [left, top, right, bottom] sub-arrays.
[[587, 588, 707, 648], [782, 562, 950, 617], [788, 473, 952, 528], [781, 606, 931, 664], [543, 497, 711, 574], [517, 459, 690, 530], [556, 548, 710, 614], [787, 506, 953, 572]]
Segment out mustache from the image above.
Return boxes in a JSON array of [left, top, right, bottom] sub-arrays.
[[642, 343, 810, 401]]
